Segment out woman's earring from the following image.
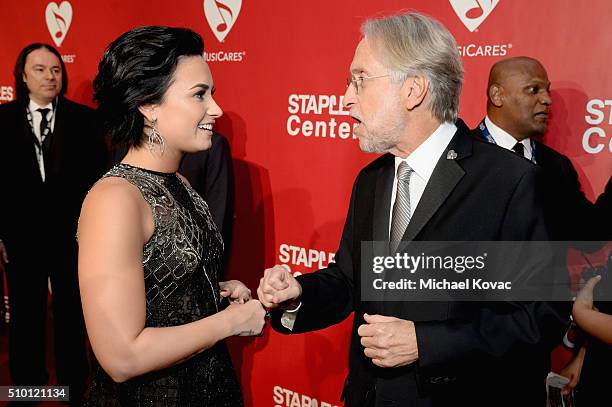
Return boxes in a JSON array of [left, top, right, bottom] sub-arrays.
[[147, 118, 165, 155]]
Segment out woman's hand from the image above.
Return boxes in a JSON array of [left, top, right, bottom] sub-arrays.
[[559, 346, 586, 396], [225, 299, 266, 336], [574, 275, 601, 312], [572, 274, 612, 345], [220, 280, 252, 304]]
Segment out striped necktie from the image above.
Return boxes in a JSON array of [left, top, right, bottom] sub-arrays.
[[390, 162, 413, 252]]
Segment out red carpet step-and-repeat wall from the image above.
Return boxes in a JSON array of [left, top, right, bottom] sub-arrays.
[[1, 1, 611, 406]]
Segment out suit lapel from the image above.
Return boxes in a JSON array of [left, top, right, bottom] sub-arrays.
[[402, 157, 464, 242], [372, 155, 394, 242], [46, 98, 67, 177], [401, 128, 472, 242]]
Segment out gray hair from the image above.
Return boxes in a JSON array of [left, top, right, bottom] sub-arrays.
[[361, 12, 464, 123]]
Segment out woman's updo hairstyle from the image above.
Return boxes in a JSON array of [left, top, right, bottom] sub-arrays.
[[93, 26, 204, 148]]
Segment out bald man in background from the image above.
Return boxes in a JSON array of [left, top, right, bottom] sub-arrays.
[[472, 56, 605, 242], [474, 57, 612, 404]]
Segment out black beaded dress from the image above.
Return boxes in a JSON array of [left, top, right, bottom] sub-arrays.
[[84, 163, 243, 406]]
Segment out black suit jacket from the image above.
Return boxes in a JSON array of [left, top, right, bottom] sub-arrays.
[[472, 123, 604, 242], [0, 97, 108, 258], [536, 142, 612, 245], [272, 122, 568, 406]]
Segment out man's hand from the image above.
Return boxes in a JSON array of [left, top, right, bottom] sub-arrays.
[[358, 313, 419, 368], [220, 280, 252, 304], [257, 265, 302, 309]]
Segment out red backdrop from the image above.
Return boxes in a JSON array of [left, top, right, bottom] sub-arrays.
[[1, 1, 611, 406]]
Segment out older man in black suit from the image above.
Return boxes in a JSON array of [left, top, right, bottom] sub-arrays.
[[0, 43, 107, 401], [257, 13, 568, 407]]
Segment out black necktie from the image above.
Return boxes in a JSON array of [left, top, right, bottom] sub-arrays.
[[37, 108, 52, 160], [512, 142, 525, 158], [37, 108, 50, 139]]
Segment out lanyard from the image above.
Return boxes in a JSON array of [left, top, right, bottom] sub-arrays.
[[26, 98, 57, 149], [478, 119, 537, 164]]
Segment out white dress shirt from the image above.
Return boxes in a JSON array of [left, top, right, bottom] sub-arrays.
[[28, 99, 56, 181], [388, 121, 457, 236], [484, 116, 532, 161]]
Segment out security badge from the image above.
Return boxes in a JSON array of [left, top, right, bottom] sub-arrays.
[[446, 149, 458, 160]]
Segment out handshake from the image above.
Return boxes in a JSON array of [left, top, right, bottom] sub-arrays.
[[225, 265, 420, 368], [220, 265, 302, 337]]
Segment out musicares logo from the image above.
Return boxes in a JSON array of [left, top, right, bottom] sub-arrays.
[[45, 1, 72, 47], [203, 0, 241, 42], [449, 0, 499, 32]]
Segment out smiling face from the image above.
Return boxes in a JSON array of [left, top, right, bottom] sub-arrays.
[[151, 55, 222, 153], [23, 47, 62, 105], [342, 38, 407, 153], [497, 60, 552, 140]]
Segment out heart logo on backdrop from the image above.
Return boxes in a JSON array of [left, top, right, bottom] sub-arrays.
[[45, 1, 72, 47], [449, 0, 500, 32], [203, 0, 242, 42]]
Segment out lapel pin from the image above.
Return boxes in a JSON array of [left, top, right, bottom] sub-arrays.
[[446, 150, 457, 160]]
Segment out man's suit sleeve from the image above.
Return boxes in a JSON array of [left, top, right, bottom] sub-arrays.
[[271, 176, 359, 334], [551, 154, 599, 241], [0, 104, 19, 241], [414, 166, 570, 386], [0, 107, 7, 240]]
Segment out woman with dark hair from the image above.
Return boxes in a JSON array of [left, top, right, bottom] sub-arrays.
[[78, 26, 264, 406]]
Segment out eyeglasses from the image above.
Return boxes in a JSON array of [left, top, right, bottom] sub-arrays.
[[346, 74, 390, 94]]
